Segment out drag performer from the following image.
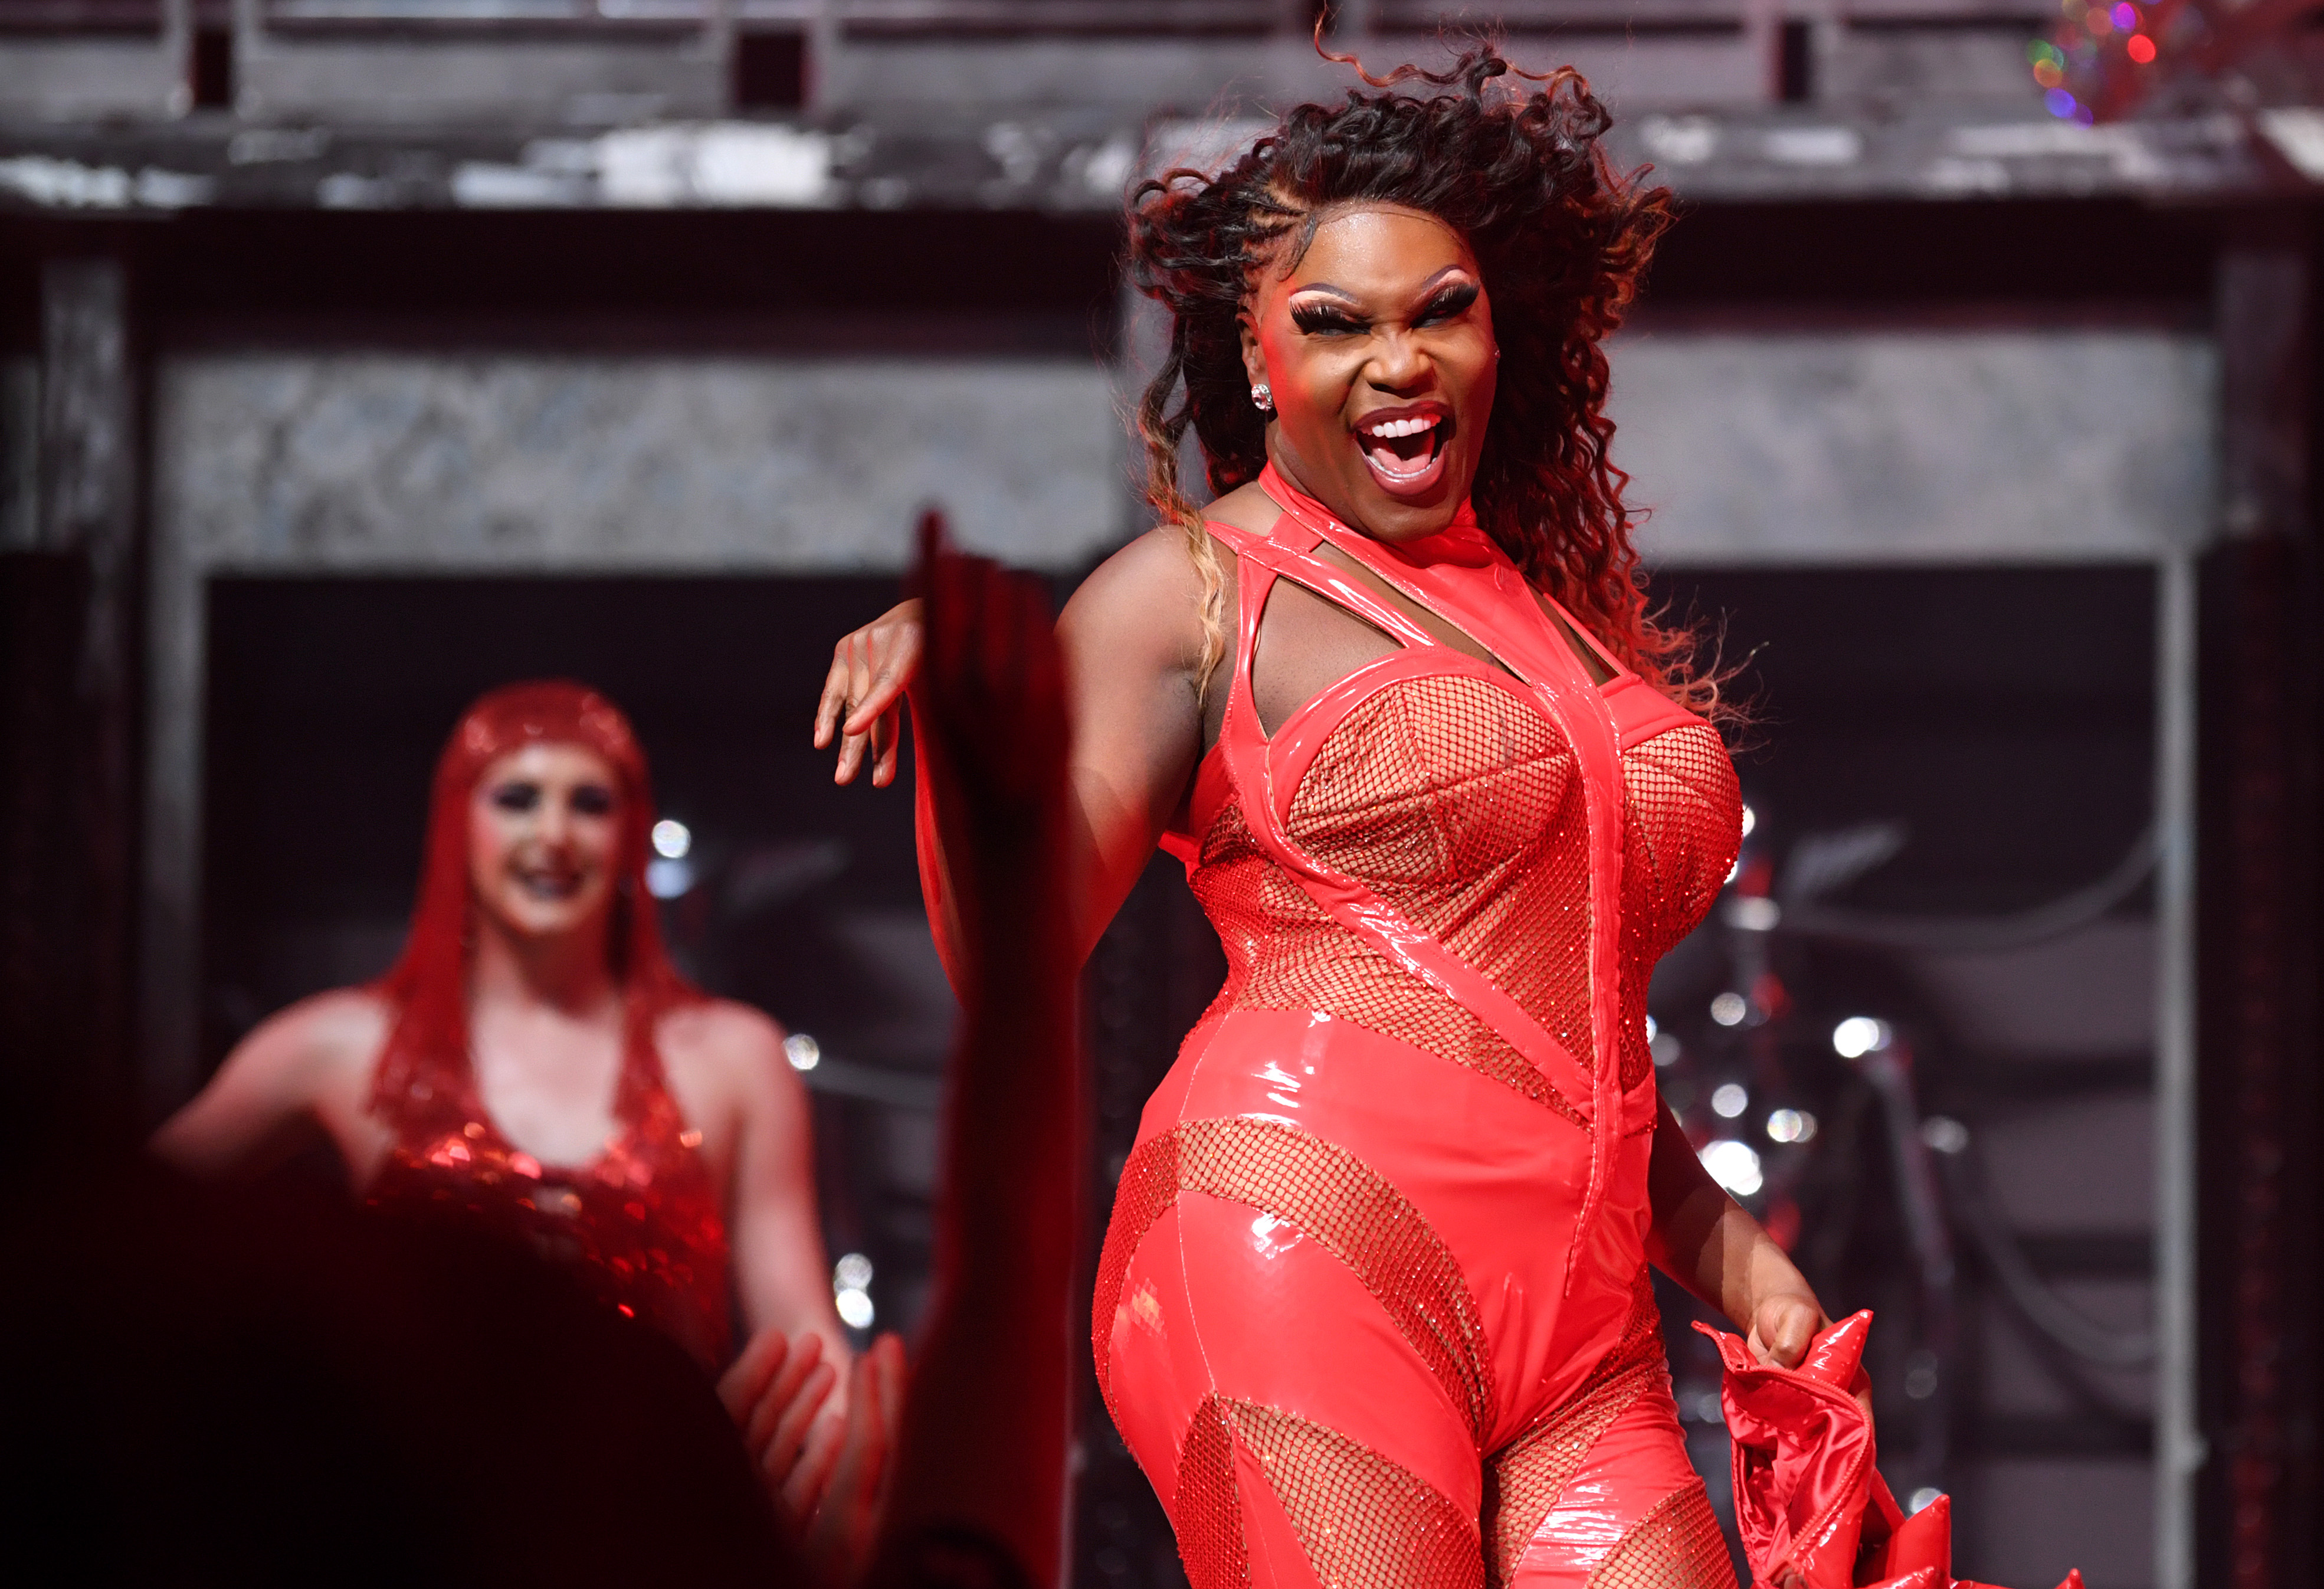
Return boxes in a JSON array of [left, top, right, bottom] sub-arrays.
[[156, 682, 849, 1391], [818, 48, 1844, 1589]]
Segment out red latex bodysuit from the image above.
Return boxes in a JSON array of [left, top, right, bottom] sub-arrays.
[[362, 682, 733, 1374], [1093, 471, 1743, 1589]]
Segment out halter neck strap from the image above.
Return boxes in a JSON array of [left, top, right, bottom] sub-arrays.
[[1258, 463, 1501, 575]]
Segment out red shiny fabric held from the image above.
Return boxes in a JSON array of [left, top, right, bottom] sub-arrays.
[[1083, 471, 1745, 1589], [1697, 1313, 2083, 1589], [363, 682, 732, 1373]]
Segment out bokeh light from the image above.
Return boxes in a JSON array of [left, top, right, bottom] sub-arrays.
[[1700, 1139, 1764, 1197]]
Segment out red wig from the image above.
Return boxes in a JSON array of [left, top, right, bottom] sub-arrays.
[[369, 681, 699, 1135]]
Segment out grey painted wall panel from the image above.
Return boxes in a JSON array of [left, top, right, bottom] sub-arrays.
[[236, 40, 725, 128], [1611, 330, 2217, 565], [1911, 921, 2158, 1057], [1977, 1286, 2156, 1419], [157, 334, 2217, 575], [156, 353, 1130, 573], [1979, 1092, 2156, 1236], [1959, 1458, 2154, 1589], [0, 41, 181, 123]]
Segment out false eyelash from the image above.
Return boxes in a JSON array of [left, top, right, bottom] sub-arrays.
[[1291, 304, 1362, 335], [1421, 283, 1481, 320]]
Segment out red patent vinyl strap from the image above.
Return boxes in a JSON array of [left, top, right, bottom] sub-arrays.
[[1602, 671, 1704, 752]]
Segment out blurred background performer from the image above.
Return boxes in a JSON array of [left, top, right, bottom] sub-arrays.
[[155, 681, 850, 1385], [820, 47, 1846, 1589]]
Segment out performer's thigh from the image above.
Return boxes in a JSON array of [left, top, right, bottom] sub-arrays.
[[1509, 1377, 1736, 1589], [1106, 1190, 1486, 1589]]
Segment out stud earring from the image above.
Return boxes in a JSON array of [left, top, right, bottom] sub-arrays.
[[1251, 383, 1274, 414]]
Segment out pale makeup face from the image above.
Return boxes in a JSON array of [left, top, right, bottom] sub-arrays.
[[466, 743, 624, 942], [1240, 202, 1499, 542]]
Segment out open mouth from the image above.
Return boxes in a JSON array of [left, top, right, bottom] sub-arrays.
[[513, 867, 586, 902], [1356, 408, 1450, 497]]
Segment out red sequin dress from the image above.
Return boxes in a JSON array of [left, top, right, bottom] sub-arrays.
[[365, 1036, 733, 1374], [1093, 469, 1743, 1589], [359, 682, 733, 1375]]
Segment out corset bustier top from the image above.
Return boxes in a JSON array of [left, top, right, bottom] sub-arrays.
[[1165, 471, 1742, 1134]]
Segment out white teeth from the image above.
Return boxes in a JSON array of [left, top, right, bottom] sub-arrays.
[[1363, 415, 1440, 440]]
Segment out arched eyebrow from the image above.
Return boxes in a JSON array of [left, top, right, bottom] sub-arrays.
[[1286, 264, 1477, 307]]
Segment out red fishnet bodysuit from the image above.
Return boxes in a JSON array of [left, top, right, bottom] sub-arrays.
[[360, 681, 732, 1374], [1093, 470, 1742, 1589]]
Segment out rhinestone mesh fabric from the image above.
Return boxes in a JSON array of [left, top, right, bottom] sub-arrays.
[[1191, 800, 1588, 1127], [1583, 1482, 1736, 1589], [1095, 1117, 1497, 1441], [1612, 724, 1740, 1089], [1174, 1398, 1251, 1589], [1482, 1279, 1668, 1588], [1192, 674, 1597, 1124], [1285, 674, 1595, 1068], [1189, 696, 1736, 1118], [1225, 1397, 1486, 1589]]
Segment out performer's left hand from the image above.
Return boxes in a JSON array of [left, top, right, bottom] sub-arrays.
[[1749, 1292, 1876, 1424], [1746, 1290, 1824, 1370]]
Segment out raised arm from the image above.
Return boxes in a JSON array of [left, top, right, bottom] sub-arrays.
[[1051, 528, 1215, 965], [816, 525, 1214, 977], [873, 524, 1084, 1587]]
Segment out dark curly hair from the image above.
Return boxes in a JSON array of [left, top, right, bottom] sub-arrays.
[[1129, 41, 1713, 715]]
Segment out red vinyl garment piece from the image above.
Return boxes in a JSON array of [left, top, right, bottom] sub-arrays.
[[1085, 470, 1744, 1589], [1698, 1312, 2083, 1589]]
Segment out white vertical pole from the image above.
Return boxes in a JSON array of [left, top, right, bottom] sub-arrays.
[[2152, 547, 2202, 1589], [139, 368, 207, 1124]]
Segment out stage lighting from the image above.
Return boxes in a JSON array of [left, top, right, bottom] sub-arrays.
[[1832, 1016, 1891, 1058]]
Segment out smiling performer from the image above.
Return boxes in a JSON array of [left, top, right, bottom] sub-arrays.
[[816, 47, 1843, 1589], [155, 682, 848, 1393]]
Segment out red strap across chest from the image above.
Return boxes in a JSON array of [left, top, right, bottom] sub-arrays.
[[1201, 473, 1640, 1291]]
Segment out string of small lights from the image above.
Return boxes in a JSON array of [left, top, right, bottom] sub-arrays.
[[2031, 0, 2324, 123], [2028, 0, 2170, 123]]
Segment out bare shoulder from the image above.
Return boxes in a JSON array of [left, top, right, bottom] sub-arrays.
[[245, 987, 392, 1086], [1204, 479, 1283, 539], [1068, 522, 1213, 614], [156, 985, 389, 1171], [657, 997, 790, 1091], [1060, 519, 1242, 669]]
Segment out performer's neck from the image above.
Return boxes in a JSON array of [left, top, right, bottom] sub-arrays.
[[469, 911, 619, 1018]]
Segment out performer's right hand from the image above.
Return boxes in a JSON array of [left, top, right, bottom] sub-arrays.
[[815, 599, 925, 788]]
